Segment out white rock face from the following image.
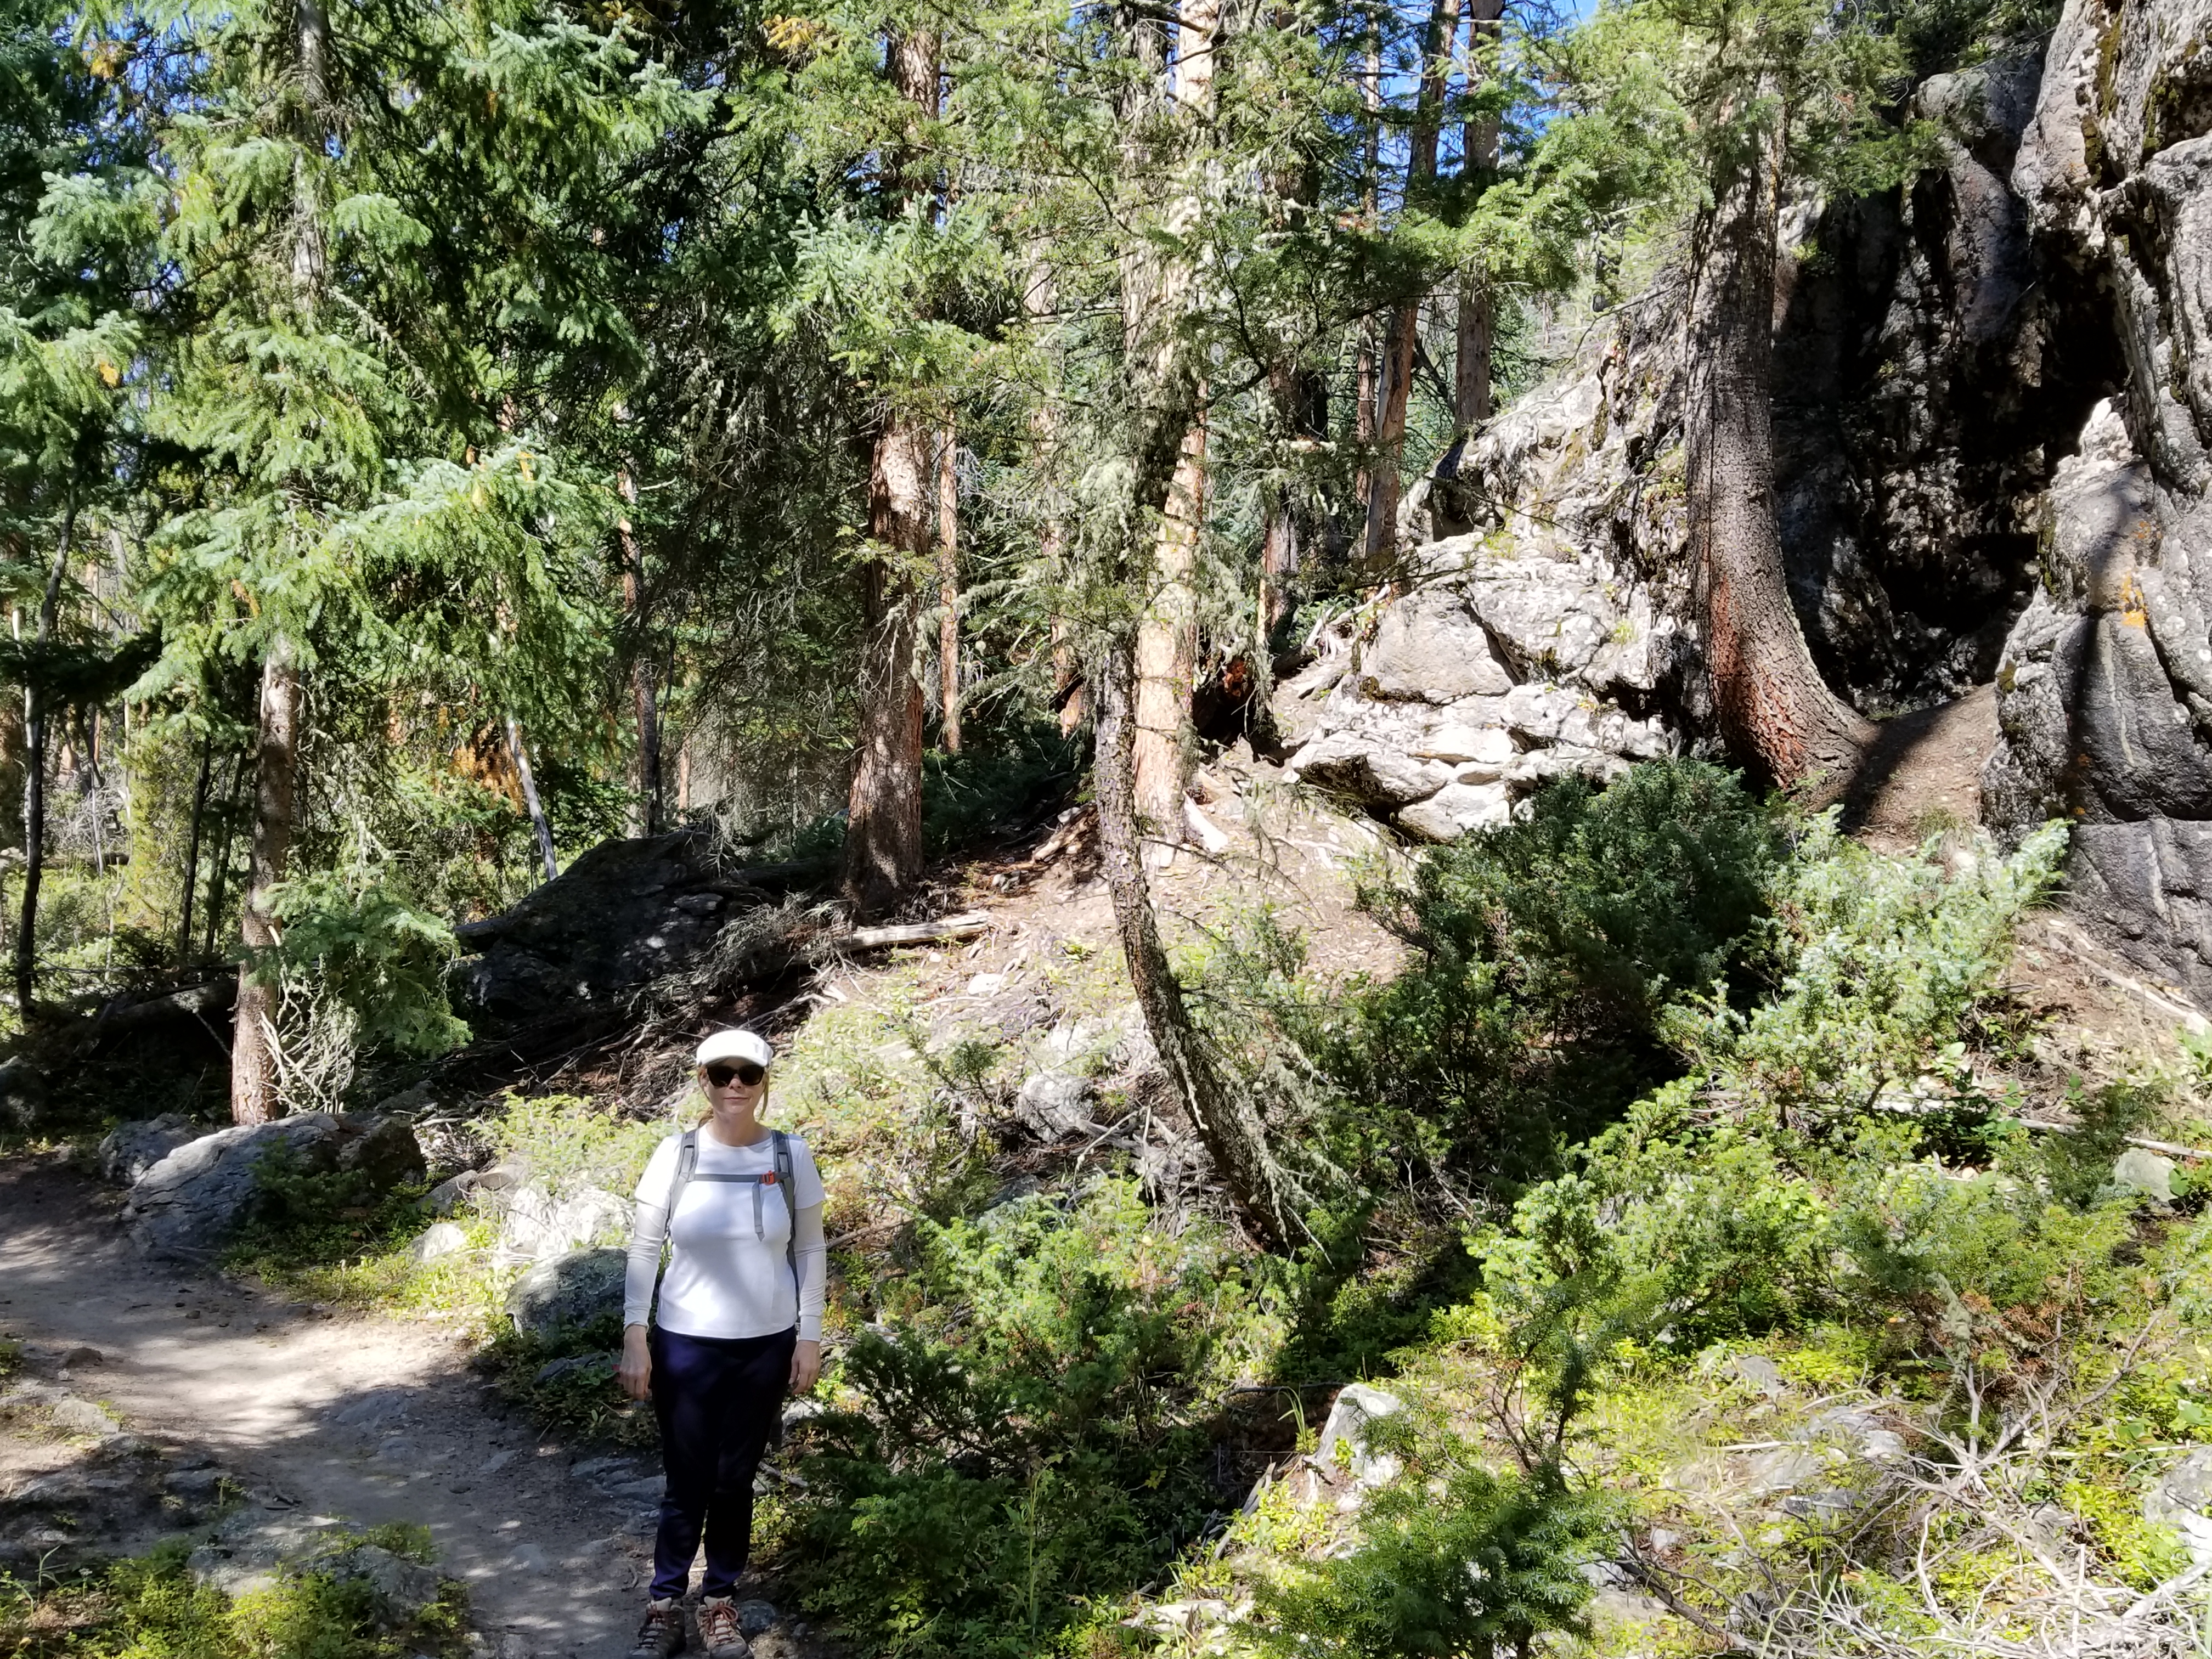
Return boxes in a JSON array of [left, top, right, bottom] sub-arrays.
[[1273, 514, 1683, 843], [1398, 782, 1513, 844]]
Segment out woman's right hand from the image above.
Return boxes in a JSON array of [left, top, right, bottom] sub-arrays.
[[618, 1325, 652, 1401]]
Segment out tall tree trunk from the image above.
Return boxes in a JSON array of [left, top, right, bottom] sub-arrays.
[[1364, 0, 1460, 565], [1094, 633, 1290, 1245], [506, 716, 558, 882], [15, 498, 74, 1017], [843, 27, 937, 917], [232, 638, 299, 1125], [1685, 99, 1871, 789], [204, 754, 242, 963], [936, 424, 961, 755], [1454, 0, 1504, 430], [1128, 0, 1220, 854], [843, 415, 930, 916], [178, 731, 214, 962], [231, 0, 330, 1122], [1131, 417, 1203, 851], [617, 465, 662, 837]]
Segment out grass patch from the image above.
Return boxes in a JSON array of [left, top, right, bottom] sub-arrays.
[[0, 1528, 467, 1659]]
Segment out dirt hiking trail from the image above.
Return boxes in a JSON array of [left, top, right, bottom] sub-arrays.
[[0, 1154, 672, 1659]]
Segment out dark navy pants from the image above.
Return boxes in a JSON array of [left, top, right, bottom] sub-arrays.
[[648, 1325, 795, 1601]]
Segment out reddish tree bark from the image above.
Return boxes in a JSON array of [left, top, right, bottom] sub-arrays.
[[1364, 0, 1462, 565], [842, 27, 939, 916], [1685, 96, 1872, 790]]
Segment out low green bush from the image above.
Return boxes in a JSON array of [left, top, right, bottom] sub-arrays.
[[1663, 817, 2066, 1132], [1194, 760, 1784, 1206], [223, 1141, 435, 1282], [1338, 759, 1784, 1182], [1256, 1426, 1605, 1659], [785, 1180, 1262, 1658]]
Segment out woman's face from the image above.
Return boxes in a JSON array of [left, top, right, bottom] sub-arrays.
[[701, 1060, 768, 1112]]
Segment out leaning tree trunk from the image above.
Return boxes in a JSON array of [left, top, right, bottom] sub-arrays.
[[1685, 101, 1872, 791], [232, 638, 300, 1125], [842, 414, 931, 917], [1130, 418, 1203, 850], [1095, 633, 1290, 1246]]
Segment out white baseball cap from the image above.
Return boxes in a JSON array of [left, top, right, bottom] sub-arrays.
[[695, 1028, 774, 1069]]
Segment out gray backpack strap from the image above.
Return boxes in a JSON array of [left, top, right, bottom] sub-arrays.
[[774, 1130, 799, 1299], [652, 1131, 700, 1322], [669, 1129, 701, 1219]]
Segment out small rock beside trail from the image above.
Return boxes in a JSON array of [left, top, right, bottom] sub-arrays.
[[1317, 1384, 1404, 1487], [2147, 1447, 2212, 1567], [322, 1542, 448, 1628], [99, 1114, 202, 1186], [125, 1113, 425, 1261], [506, 1247, 625, 1341], [409, 1221, 470, 1263]]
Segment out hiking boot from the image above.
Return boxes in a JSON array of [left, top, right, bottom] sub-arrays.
[[628, 1598, 685, 1659], [696, 1596, 751, 1658]]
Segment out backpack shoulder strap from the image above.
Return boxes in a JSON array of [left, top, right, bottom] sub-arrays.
[[647, 1131, 698, 1328], [774, 1130, 799, 1296], [669, 1128, 701, 1217]]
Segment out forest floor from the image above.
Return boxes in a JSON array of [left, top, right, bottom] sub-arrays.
[[0, 1156, 662, 1659]]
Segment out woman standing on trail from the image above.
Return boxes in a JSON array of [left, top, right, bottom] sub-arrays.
[[618, 1028, 826, 1659]]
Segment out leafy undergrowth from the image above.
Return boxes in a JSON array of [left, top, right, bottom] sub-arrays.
[[0, 1527, 467, 1659], [178, 760, 2212, 1658], [751, 763, 2212, 1658]]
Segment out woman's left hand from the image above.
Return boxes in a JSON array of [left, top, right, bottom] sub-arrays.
[[789, 1339, 822, 1394]]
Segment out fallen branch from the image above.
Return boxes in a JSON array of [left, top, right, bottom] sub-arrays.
[[848, 911, 992, 951], [93, 977, 238, 1035]]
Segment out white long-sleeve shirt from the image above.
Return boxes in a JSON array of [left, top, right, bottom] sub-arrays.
[[623, 1128, 827, 1341]]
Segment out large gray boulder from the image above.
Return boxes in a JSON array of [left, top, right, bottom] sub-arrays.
[[452, 827, 810, 1030], [98, 1113, 201, 1186], [320, 1543, 447, 1628], [125, 1113, 424, 1262], [506, 1247, 626, 1342], [1980, 0, 2212, 1005]]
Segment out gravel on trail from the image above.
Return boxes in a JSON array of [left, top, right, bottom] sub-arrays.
[[0, 1151, 665, 1659]]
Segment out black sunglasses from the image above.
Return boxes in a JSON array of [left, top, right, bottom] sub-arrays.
[[703, 1061, 766, 1088]]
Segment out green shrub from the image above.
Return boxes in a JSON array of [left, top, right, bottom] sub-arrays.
[[786, 1180, 1258, 1658], [1257, 1431, 1604, 1659], [479, 1091, 665, 1197], [1662, 818, 2064, 1133], [1832, 1157, 2135, 1327], [260, 870, 470, 1058], [224, 1139, 434, 1279], [1472, 1082, 1839, 1359], [1204, 760, 1782, 1192]]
